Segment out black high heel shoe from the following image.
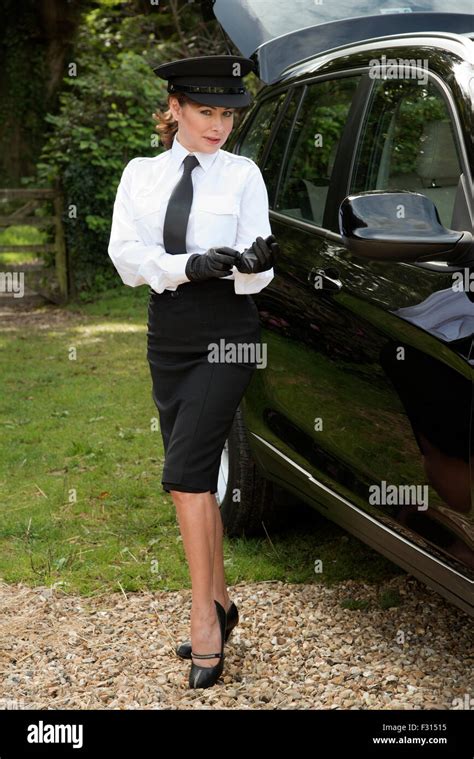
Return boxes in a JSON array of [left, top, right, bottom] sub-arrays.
[[176, 601, 238, 659], [188, 599, 226, 689]]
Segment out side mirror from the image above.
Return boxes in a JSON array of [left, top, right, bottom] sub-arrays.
[[339, 191, 473, 262]]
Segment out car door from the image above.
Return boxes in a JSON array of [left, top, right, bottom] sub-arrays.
[[338, 69, 474, 574], [239, 74, 371, 498], [247, 64, 474, 577]]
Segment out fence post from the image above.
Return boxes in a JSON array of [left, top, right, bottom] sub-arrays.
[[53, 178, 68, 302]]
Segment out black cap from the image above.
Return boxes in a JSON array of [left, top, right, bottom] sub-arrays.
[[153, 55, 255, 107]]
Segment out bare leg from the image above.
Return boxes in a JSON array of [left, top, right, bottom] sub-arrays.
[[210, 494, 232, 612], [172, 489, 221, 668]]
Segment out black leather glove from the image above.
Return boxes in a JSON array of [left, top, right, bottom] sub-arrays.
[[234, 235, 279, 274], [185, 246, 240, 282]]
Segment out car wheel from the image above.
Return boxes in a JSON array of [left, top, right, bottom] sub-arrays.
[[216, 405, 293, 537]]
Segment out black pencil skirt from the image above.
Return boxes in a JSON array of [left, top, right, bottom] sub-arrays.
[[146, 278, 261, 494]]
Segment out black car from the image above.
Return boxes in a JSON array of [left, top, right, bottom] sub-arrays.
[[201, 0, 474, 618]]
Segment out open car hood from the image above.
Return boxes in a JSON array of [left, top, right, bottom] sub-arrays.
[[202, 0, 474, 83]]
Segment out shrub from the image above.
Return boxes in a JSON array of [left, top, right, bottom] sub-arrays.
[[37, 8, 172, 298]]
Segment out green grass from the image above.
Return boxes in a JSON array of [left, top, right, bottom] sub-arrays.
[[0, 225, 47, 265], [0, 285, 403, 600]]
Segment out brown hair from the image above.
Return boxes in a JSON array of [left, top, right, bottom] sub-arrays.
[[153, 93, 247, 150]]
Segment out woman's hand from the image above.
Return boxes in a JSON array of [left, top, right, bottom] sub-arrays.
[[185, 246, 238, 282], [234, 235, 279, 274]]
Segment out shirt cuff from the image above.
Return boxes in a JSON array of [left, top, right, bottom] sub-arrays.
[[139, 252, 194, 293], [233, 268, 274, 294]]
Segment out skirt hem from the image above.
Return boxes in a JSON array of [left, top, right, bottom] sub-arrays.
[[162, 481, 218, 495]]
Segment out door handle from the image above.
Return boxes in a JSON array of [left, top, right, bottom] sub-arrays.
[[307, 267, 343, 292]]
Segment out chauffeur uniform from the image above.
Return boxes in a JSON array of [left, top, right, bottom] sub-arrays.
[[108, 56, 275, 496]]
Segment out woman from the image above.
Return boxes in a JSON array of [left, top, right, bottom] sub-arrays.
[[108, 55, 278, 689]]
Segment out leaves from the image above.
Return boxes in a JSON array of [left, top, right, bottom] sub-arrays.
[[36, 1, 218, 296]]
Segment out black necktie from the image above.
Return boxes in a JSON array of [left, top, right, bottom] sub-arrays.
[[163, 153, 200, 255]]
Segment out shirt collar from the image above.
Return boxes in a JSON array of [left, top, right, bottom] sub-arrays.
[[170, 132, 220, 173]]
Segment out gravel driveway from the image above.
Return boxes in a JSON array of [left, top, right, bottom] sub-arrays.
[[0, 576, 472, 710]]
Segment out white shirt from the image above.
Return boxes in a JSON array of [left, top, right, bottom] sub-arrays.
[[107, 133, 274, 294]]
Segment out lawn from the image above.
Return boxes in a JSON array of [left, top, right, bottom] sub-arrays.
[[0, 282, 403, 600], [0, 224, 47, 266]]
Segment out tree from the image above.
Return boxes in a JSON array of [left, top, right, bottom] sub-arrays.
[[0, 0, 88, 184]]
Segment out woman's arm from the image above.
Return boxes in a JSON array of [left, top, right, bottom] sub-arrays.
[[233, 163, 275, 295], [107, 159, 195, 293]]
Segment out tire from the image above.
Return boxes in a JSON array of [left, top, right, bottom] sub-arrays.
[[217, 405, 294, 537]]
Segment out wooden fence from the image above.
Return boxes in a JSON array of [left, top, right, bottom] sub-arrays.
[[0, 183, 68, 301]]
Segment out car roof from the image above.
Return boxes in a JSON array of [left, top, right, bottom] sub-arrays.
[[202, 0, 474, 83], [276, 32, 474, 86]]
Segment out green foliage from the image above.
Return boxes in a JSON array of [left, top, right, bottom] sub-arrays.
[[36, 5, 180, 297], [0, 0, 52, 185], [353, 81, 448, 190], [33, 2, 257, 298], [0, 226, 46, 265], [278, 77, 359, 224], [390, 90, 445, 175], [38, 62, 164, 294]]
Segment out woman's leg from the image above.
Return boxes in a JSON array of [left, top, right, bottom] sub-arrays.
[[172, 490, 222, 668], [210, 494, 232, 612]]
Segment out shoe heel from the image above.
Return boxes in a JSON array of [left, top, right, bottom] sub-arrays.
[[176, 601, 238, 659], [188, 600, 226, 689]]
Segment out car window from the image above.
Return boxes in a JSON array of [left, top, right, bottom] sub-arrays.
[[261, 89, 302, 208], [274, 77, 361, 226], [238, 92, 287, 164], [350, 77, 463, 228]]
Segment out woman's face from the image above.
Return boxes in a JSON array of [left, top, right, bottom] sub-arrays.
[[169, 97, 235, 153]]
